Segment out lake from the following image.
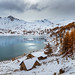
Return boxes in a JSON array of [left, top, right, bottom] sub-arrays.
[[0, 35, 45, 60]]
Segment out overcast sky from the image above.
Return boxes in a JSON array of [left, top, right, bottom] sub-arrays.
[[0, 0, 75, 21]]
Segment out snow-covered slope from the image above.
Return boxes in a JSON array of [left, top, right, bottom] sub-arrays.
[[0, 16, 75, 75], [0, 51, 75, 75], [52, 19, 75, 27], [0, 16, 75, 35], [0, 16, 54, 35]]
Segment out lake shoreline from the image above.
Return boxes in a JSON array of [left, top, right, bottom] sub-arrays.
[[0, 35, 46, 61]]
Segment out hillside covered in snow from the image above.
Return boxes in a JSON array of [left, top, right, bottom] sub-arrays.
[[0, 16, 75, 75], [0, 16, 75, 35], [0, 16, 54, 35]]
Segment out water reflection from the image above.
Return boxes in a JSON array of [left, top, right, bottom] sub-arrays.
[[0, 36, 45, 60], [24, 43, 35, 46]]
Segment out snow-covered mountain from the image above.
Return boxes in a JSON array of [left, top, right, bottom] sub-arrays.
[[0, 16, 55, 35], [0, 16, 75, 75], [0, 16, 53, 30], [0, 16, 75, 35]]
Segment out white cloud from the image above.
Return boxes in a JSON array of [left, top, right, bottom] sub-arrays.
[[0, 0, 75, 21]]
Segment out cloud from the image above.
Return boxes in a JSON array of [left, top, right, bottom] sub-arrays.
[[49, 0, 75, 15], [0, 0, 26, 12], [0, 0, 48, 12], [29, 4, 48, 11], [0, 0, 75, 16]]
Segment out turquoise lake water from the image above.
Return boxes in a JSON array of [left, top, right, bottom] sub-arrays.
[[0, 35, 45, 60]]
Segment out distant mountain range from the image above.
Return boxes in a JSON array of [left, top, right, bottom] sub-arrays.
[[0, 16, 74, 35], [0, 16, 54, 35]]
